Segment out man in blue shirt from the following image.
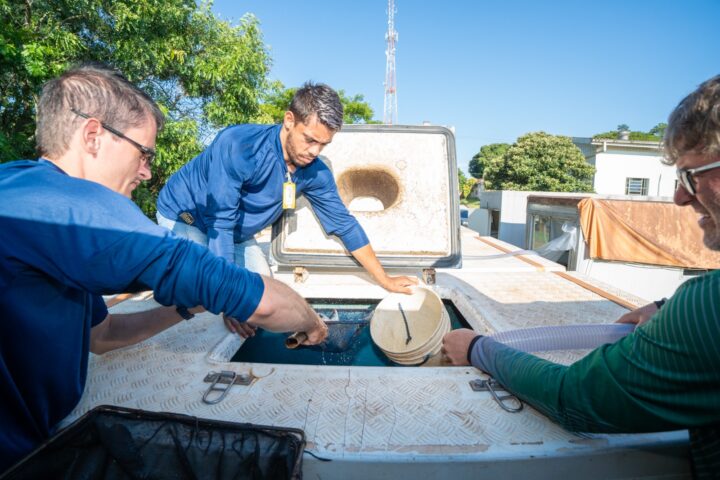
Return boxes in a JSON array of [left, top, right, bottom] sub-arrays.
[[0, 64, 328, 473], [157, 83, 418, 336]]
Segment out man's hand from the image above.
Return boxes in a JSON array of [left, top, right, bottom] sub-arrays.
[[223, 313, 257, 338], [301, 317, 329, 345], [350, 244, 418, 294], [616, 302, 658, 327], [246, 276, 329, 342], [441, 328, 479, 366], [380, 274, 419, 294]]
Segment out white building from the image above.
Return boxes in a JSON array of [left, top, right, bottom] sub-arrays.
[[572, 136, 675, 197]]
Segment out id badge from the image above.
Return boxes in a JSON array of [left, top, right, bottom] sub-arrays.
[[282, 174, 296, 209]]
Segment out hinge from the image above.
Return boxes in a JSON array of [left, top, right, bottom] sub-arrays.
[[422, 268, 436, 285], [202, 370, 252, 405], [294, 266, 309, 283], [469, 378, 523, 413]]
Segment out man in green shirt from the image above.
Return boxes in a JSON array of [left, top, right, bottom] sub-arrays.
[[442, 75, 720, 479]]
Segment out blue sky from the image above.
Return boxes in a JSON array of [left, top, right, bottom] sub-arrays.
[[211, 0, 719, 174]]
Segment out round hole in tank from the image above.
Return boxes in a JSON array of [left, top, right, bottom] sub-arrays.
[[336, 167, 401, 212]]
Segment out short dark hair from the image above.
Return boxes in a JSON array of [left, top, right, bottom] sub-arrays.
[[36, 62, 164, 158], [664, 74, 720, 165], [289, 82, 343, 131]]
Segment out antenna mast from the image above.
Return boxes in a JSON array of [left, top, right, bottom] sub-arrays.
[[383, 0, 398, 125]]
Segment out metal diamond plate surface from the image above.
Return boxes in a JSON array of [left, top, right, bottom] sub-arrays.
[[59, 237, 688, 477]]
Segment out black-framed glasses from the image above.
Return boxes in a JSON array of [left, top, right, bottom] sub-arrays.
[[71, 108, 156, 165], [676, 159, 720, 195]]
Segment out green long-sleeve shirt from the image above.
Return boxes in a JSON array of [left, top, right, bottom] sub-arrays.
[[471, 270, 720, 478]]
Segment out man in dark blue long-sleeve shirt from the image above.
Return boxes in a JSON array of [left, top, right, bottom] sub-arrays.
[[157, 83, 417, 335], [0, 64, 328, 473]]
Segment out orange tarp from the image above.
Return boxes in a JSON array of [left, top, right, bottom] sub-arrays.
[[578, 198, 720, 269]]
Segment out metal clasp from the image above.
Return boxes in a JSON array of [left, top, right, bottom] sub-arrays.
[[202, 370, 252, 404], [469, 377, 523, 413], [422, 268, 436, 285], [294, 266, 309, 283]]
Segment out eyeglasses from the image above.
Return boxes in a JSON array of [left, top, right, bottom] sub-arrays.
[[676, 159, 720, 195], [71, 108, 156, 165]]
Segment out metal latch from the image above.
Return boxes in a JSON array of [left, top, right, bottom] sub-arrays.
[[470, 378, 523, 413], [294, 266, 309, 283], [422, 268, 436, 285], [202, 370, 252, 404]]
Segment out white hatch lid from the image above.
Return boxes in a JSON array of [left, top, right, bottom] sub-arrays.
[[272, 124, 462, 268]]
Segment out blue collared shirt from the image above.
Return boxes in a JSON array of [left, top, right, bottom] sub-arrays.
[[157, 124, 369, 261], [0, 160, 264, 471]]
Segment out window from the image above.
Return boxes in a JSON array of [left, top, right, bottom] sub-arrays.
[[625, 177, 649, 195], [490, 209, 500, 238], [529, 214, 572, 267]]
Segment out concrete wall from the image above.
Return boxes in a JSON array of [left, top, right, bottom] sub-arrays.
[[478, 191, 536, 248], [575, 256, 696, 302], [594, 150, 676, 197]]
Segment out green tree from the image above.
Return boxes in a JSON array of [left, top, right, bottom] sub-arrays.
[[484, 131, 595, 192], [260, 84, 380, 124], [469, 143, 510, 179], [593, 123, 666, 142], [649, 122, 667, 138], [1, 0, 272, 216], [457, 168, 477, 199]]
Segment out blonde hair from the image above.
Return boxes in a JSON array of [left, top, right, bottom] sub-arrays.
[[36, 63, 163, 158]]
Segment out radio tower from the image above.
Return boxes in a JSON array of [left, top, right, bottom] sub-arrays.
[[383, 0, 398, 125]]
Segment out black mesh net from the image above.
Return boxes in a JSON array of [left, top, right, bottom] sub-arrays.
[[1, 406, 305, 480], [310, 320, 367, 353]]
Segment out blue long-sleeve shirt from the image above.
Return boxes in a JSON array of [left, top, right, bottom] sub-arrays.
[[0, 160, 264, 472], [156, 124, 369, 261]]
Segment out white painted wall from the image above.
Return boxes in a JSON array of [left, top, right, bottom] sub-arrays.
[[478, 191, 536, 248], [593, 150, 676, 197], [576, 257, 696, 302]]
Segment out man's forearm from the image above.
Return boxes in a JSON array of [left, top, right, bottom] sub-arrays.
[[90, 306, 196, 354], [246, 276, 321, 333], [350, 244, 389, 286], [350, 244, 418, 294]]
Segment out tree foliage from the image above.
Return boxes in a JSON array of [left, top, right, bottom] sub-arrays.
[[593, 123, 666, 141], [1, 0, 382, 216], [649, 122, 667, 138], [457, 168, 477, 199], [469, 143, 510, 179], [1, 0, 272, 216], [483, 132, 595, 192]]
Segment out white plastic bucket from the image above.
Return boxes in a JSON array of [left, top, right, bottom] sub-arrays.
[[370, 287, 450, 365]]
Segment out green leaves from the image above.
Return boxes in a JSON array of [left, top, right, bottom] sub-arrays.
[[2, 0, 379, 218], [0, 0, 272, 217], [483, 132, 595, 193], [469, 143, 510, 179], [133, 116, 202, 216], [593, 123, 666, 141], [338, 90, 377, 124], [458, 169, 477, 199]]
